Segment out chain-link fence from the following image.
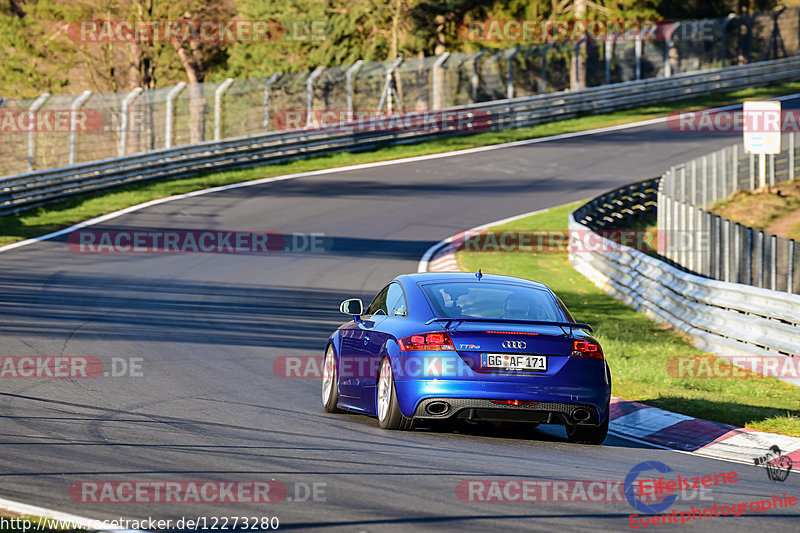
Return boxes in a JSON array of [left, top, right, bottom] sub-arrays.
[[2, 8, 800, 177]]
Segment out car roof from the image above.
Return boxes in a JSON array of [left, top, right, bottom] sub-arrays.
[[396, 272, 549, 290]]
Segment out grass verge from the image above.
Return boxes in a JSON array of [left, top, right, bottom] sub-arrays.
[[710, 179, 800, 240], [3, 82, 800, 247], [457, 201, 800, 436]]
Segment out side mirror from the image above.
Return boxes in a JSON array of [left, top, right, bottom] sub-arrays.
[[339, 298, 364, 317]]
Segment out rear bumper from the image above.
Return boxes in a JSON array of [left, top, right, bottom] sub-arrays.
[[394, 378, 610, 424]]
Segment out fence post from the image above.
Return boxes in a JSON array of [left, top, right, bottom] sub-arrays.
[[119, 88, 143, 157], [701, 156, 708, 207], [746, 227, 752, 285], [749, 152, 755, 190], [723, 218, 730, 282], [572, 38, 587, 89], [214, 78, 234, 141], [721, 14, 737, 67], [507, 45, 520, 99], [346, 60, 364, 119], [27, 93, 50, 171], [711, 151, 718, 201], [432, 52, 450, 109], [721, 148, 727, 198], [790, 131, 795, 182], [305, 66, 325, 127], [769, 153, 775, 187], [663, 37, 672, 77], [635, 35, 642, 80], [731, 144, 738, 194], [541, 42, 556, 92], [605, 38, 614, 84], [771, 234, 777, 290], [472, 49, 487, 103], [789, 239, 795, 293], [757, 230, 764, 288], [733, 222, 740, 283], [263, 73, 282, 132], [165, 82, 187, 149], [376, 58, 403, 115], [714, 216, 721, 279], [68, 90, 92, 165]]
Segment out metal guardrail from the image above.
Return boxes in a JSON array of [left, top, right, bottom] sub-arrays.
[[3, 56, 800, 217], [570, 179, 800, 360], [659, 133, 800, 294]]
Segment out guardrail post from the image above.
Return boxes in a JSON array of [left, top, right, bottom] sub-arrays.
[[507, 45, 520, 98], [346, 60, 364, 119], [165, 82, 186, 149], [119, 88, 142, 157], [214, 78, 234, 141], [27, 93, 50, 171], [472, 49, 486, 103], [305, 66, 325, 127], [68, 90, 92, 166], [432, 52, 450, 109], [263, 73, 282, 132]]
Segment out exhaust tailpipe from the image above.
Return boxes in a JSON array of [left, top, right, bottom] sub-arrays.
[[426, 401, 450, 416], [572, 408, 591, 422]]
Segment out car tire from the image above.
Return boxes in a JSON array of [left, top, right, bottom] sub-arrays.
[[322, 345, 340, 413], [376, 357, 412, 430], [566, 416, 608, 445]]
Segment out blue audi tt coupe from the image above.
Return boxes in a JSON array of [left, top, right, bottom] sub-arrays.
[[322, 272, 611, 444]]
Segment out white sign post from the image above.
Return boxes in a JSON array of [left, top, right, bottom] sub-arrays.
[[743, 100, 781, 190]]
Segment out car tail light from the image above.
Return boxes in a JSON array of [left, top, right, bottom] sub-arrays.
[[570, 340, 604, 359], [485, 331, 539, 336], [490, 399, 538, 406], [399, 332, 455, 351]]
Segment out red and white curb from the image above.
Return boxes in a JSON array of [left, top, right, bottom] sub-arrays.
[[419, 212, 800, 466]]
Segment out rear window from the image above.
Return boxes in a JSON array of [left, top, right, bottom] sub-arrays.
[[421, 281, 564, 321]]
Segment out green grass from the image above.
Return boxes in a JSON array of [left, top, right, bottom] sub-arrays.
[[457, 202, 800, 436], [3, 82, 800, 247]]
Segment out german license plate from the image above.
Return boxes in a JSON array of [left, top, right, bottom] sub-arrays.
[[481, 353, 547, 372]]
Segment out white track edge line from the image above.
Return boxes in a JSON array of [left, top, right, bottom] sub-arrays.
[[0, 496, 144, 532]]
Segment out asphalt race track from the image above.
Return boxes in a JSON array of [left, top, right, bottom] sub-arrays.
[[0, 115, 798, 532]]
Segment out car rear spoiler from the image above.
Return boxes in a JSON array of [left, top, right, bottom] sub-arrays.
[[424, 317, 593, 333]]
